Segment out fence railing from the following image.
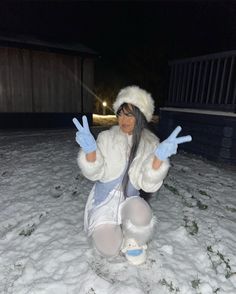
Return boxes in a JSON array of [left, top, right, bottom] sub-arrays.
[[167, 50, 236, 112]]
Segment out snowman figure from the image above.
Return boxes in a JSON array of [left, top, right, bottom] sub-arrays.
[[121, 238, 147, 265]]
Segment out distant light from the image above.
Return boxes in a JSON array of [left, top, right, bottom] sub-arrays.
[[102, 101, 107, 107]]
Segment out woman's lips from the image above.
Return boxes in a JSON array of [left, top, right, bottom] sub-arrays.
[[121, 124, 130, 128]]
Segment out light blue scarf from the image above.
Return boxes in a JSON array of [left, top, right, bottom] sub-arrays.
[[94, 171, 139, 206]]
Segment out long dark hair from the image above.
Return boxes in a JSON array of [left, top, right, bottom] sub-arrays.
[[117, 103, 152, 201]]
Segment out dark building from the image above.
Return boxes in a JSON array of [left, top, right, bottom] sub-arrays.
[[0, 35, 98, 128]]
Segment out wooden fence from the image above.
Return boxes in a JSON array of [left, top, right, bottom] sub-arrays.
[[167, 50, 236, 112]]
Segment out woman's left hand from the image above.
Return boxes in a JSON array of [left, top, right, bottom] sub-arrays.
[[155, 126, 192, 161]]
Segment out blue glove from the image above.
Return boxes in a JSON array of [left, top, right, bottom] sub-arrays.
[[72, 116, 97, 154], [155, 126, 192, 161]]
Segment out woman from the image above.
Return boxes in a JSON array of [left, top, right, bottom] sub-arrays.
[[73, 86, 192, 265]]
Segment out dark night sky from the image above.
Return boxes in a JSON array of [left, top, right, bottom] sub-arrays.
[[1, 1, 236, 104], [1, 1, 236, 56]]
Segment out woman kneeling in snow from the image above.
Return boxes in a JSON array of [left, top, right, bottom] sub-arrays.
[[73, 86, 192, 265]]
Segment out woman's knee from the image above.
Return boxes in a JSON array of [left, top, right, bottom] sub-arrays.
[[122, 197, 152, 226], [92, 224, 123, 257]]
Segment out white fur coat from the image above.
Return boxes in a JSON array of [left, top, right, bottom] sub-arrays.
[[77, 125, 170, 193]]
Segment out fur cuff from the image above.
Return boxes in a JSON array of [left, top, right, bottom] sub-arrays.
[[122, 216, 157, 244], [141, 156, 170, 192], [124, 216, 156, 233], [77, 148, 104, 181]]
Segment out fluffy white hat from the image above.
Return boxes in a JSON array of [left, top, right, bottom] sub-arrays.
[[113, 86, 155, 122]]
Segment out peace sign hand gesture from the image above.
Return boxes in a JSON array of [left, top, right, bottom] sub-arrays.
[[155, 126, 192, 161], [72, 116, 97, 154]]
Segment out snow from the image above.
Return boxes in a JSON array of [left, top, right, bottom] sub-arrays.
[[0, 118, 236, 294], [160, 107, 236, 117]]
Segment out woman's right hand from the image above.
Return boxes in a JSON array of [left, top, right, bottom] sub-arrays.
[[72, 116, 97, 154]]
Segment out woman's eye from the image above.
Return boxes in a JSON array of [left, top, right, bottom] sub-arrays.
[[117, 111, 133, 117]]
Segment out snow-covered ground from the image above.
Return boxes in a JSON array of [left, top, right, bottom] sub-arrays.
[[0, 119, 236, 294]]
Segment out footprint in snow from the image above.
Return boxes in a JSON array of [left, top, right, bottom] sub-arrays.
[[50, 184, 64, 198]]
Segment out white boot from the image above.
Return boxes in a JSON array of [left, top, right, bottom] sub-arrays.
[[121, 238, 147, 265]]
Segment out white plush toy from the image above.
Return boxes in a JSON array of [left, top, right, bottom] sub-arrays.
[[121, 238, 147, 265]]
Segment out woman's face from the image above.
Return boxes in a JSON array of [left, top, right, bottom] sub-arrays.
[[117, 104, 136, 135]]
